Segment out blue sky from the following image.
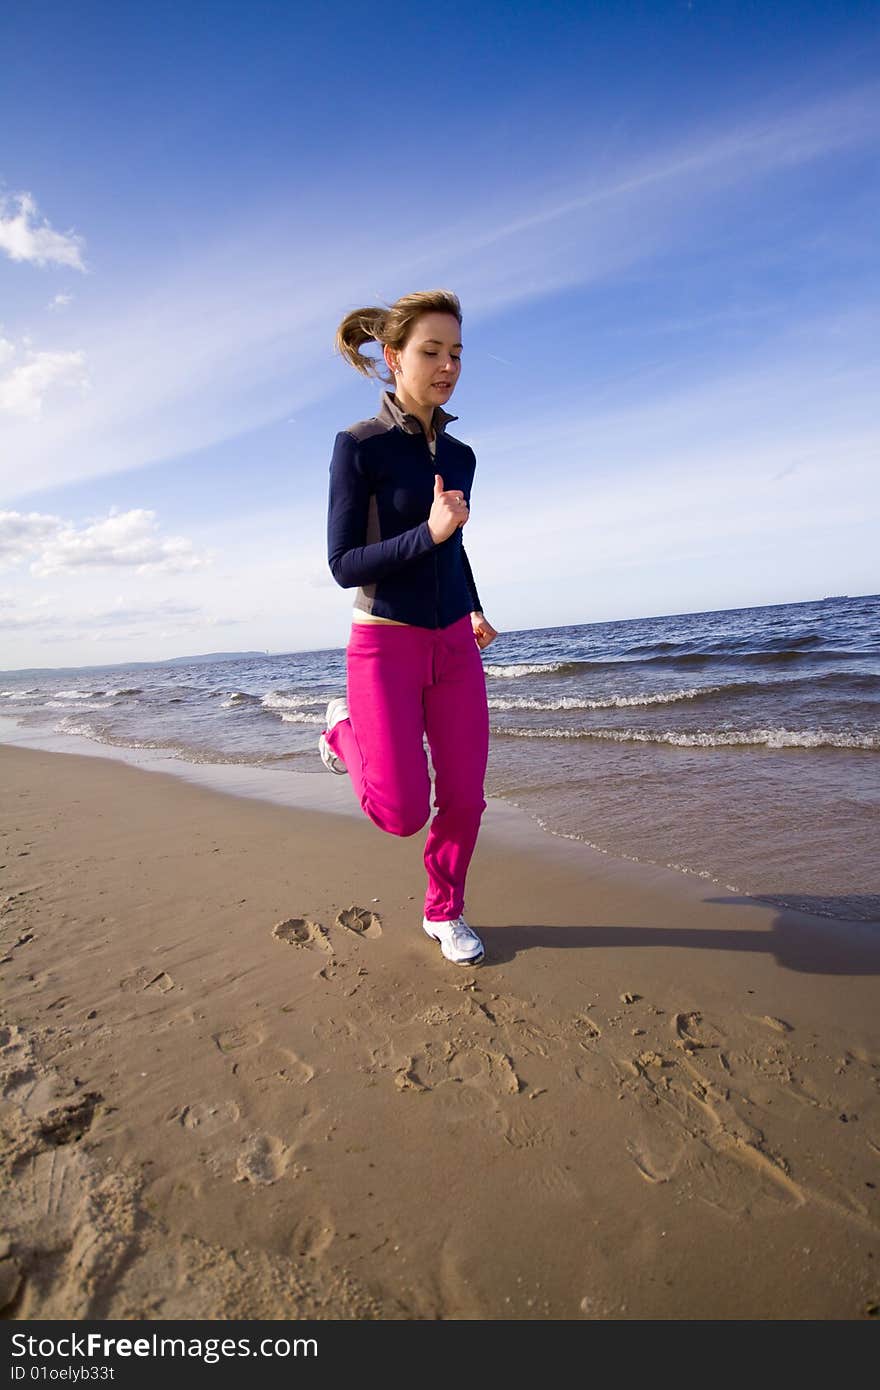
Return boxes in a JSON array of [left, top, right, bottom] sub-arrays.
[[1, 0, 878, 670]]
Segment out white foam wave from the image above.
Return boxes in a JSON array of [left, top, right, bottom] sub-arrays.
[[261, 690, 326, 711], [52, 717, 105, 739], [54, 689, 101, 699], [45, 701, 114, 711], [483, 662, 567, 678], [488, 685, 720, 711], [1, 691, 33, 700], [499, 726, 880, 750], [277, 711, 325, 725]]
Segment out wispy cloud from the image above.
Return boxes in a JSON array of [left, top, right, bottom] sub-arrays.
[[0, 591, 58, 631], [1, 85, 877, 503], [0, 593, 236, 642], [0, 334, 89, 418], [0, 507, 213, 576], [48, 292, 74, 311], [403, 85, 880, 319], [0, 191, 87, 270], [454, 85, 880, 261]]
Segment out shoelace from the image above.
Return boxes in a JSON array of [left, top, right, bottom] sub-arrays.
[[450, 918, 480, 948]]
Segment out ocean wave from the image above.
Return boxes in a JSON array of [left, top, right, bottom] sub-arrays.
[[622, 640, 681, 655], [622, 632, 829, 658], [107, 687, 142, 696], [483, 661, 572, 678], [277, 710, 325, 725], [44, 701, 114, 711], [52, 717, 107, 739], [495, 726, 880, 749], [489, 671, 880, 711], [261, 690, 327, 710], [487, 685, 722, 711], [220, 691, 262, 708], [793, 670, 880, 689], [484, 648, 874, 678], [54, 688, 105, 699], [633, 646, 871, 666]]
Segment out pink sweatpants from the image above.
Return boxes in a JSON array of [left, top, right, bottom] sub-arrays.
[[323, 613, 490, 923]]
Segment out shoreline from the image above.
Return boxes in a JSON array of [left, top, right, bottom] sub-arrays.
[[0, 713, 751, 908], [2, 741, 878, 1319], [2, 714, 872, 927]]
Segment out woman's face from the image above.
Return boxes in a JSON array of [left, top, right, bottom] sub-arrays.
[[388, 311, 462, 408]]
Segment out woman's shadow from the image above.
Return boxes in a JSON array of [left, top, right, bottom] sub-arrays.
[[480, 895, 880, 975]]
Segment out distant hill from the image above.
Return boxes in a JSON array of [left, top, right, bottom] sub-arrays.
[[160, 651, 269, 665], [0, 651, 271, 676]]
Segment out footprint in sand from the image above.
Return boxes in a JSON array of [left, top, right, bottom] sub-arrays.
[[3, 1140, 140, 1318], [447, 1045, 523, 1096], [619, 1017, 807, 1215], [311, 1016, 359, 1043], [384, 1038, 524, 1102], [119, 967, 175, 994], [212, 1024, 264, 1055], [234, 1132, 290, 1185], [0, 1023, 28, 1065], [291, 1209, 336, 1259], [155, 1006, 197, 1033], [573, 1012, 602, 1041], [145, 971, 174, 994], [230, 1045, 315, 1088], [754, 1014, 794, 1035], [502, 1109, 552, 1151], [171, 1100, 241, 1135], [672, 1010, 725, 1052], [36, 1092, 103, 1147], [625, 1133, 688, 1185], [335, 905, 382, 940], [272, 918, 333, 953]]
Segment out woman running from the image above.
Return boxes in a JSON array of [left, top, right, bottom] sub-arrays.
[[319, 289, 498, 965]]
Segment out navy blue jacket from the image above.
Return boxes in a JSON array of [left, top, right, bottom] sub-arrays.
[[327, 389, 483, 629]]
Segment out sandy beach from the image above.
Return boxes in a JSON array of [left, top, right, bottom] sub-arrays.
[[1, 741, 878, 1321]]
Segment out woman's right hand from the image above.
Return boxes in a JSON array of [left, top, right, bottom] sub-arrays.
[[428, 473, 469, 545]]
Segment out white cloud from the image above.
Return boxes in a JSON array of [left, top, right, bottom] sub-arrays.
[[0, 506, 213, 576], [2, 85, 876, 502], [0, 334, 90, 419], [0, 592, 237, 642], [48, 292, 74, 311], [0, 602, 58, 631], [74, 596, 215, 629], [0, 191, 86, 270]]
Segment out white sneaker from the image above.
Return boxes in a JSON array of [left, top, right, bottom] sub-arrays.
[[318, 696, 349, 775], [423, 915, 485, 965]]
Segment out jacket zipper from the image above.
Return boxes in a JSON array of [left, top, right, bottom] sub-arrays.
[[423, 428, 440, 628]]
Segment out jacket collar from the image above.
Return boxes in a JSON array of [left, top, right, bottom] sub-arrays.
[[378, 389, 457, 437]]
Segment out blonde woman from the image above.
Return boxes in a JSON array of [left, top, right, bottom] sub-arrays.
[[319, 289, 498, 964]]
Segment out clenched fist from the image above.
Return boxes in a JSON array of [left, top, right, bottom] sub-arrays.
[[428, 473, 469, 545], [471, 612, 498, 650]]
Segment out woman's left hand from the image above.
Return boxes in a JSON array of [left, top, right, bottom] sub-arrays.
[[471, 613, 498, 650]]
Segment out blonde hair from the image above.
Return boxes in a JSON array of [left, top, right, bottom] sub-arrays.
[[334, 289, 462, 386]]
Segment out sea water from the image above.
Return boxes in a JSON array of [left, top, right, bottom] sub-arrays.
[[3, 594, 877, 922]]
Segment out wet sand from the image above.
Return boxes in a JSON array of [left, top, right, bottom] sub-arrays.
[[1, 742, 878, 1320]]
